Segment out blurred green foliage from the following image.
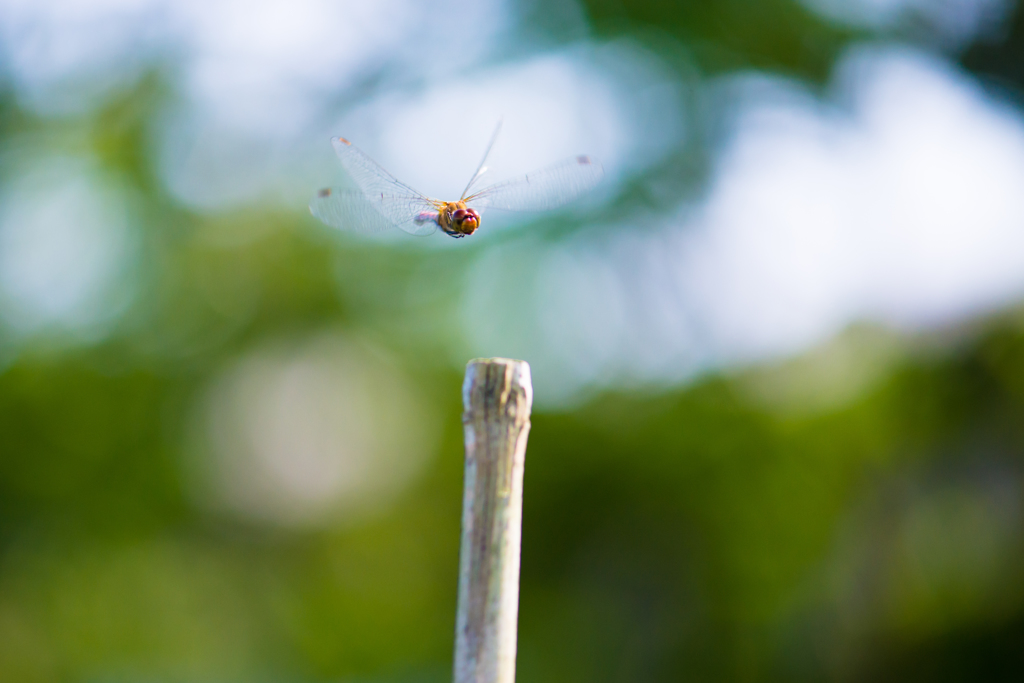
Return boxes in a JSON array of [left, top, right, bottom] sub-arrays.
[[2, 1, 1024, 682], [581, 0, 855, 80], [6, 262, 1024, 682]]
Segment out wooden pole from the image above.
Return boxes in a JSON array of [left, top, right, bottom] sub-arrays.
[[454, 358, 533, 683]]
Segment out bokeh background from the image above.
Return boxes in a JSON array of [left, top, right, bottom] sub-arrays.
[[2, 0, 1024, 680]]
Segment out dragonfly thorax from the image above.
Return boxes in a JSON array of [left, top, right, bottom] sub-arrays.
[[438, 201, 480, 238]]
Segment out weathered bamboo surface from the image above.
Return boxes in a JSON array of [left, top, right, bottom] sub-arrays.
[[454, 358, 533, 683]]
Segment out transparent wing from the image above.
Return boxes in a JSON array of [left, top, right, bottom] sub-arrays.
[[465, 156, 604, 212], [310, 188, 439, 236], [330, 137, 440, 230], [460, 118, 502, 200]]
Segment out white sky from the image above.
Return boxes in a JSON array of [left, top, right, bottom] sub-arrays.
[[462, 45, 1024, 405], [798, 0, 1013, 45], [0, 157, 136, 340], [1, 0, 1024, 410]]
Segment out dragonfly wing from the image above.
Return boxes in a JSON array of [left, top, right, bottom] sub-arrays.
[[332, 137, 427, 199], [310, 188, 439, 236], [330, 137, 442, 233], [460, 118, 503, 200], [466, 156, 604, 212]]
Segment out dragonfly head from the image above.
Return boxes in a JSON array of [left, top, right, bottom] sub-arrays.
[[452, 207, 480, 234], [441, 202, 480, 236]]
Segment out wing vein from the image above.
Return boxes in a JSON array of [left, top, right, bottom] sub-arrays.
[[466, 156, 603, 212]]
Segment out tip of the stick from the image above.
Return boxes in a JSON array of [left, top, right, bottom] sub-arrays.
[[466, 357, 527, 368], [463, 359, 532, 417]]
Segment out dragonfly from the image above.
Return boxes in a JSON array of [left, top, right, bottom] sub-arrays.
[[310, 122, 603, 238]]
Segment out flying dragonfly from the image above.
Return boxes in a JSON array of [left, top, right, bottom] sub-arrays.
[[310, 122, 603, 238]]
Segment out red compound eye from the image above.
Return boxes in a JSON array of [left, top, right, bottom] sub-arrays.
[[452, 209, 468, 221]]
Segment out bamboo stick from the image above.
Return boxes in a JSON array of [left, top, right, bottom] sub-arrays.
[[454, 358, 533, 683]]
